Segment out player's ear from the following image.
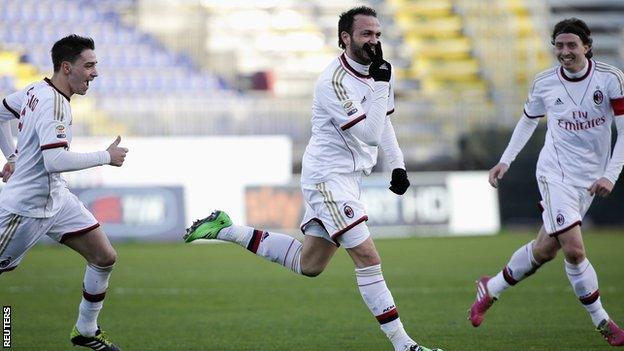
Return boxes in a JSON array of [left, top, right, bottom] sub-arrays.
[[340, 31, 351, 48], [62, 61, 71, 74]]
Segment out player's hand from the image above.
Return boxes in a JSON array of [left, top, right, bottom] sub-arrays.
[[588, 177, 613, 197], [389, 168, 410, 195], [0, 161, 15, 182], [107, 135, 128, 167], [363, 42, 391, 82], [488, 162, 509, 188]]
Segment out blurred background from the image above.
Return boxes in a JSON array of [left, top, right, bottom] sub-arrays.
[[1, 0, 623, 239]]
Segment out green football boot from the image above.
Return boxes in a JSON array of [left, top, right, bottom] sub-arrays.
[[409, 346, 444, 351], [183, 210, 232, 243], [70, 326, 121, 351]]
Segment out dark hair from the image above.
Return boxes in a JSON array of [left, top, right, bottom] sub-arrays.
[[337, 6, 377, 49], [551, 18, 593, 59], [51, 34, 95, 72]]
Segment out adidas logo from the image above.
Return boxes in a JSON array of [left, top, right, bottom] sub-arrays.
[[555, 98, 564, 105]]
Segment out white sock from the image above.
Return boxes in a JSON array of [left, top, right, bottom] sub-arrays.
[[356, 265, 415, 351], [217, 224, 254, 246], [219, 225, 302, 274], [76, 264, 113, 336], [565, 258, 609, 327], [487, 240, 541, 298]]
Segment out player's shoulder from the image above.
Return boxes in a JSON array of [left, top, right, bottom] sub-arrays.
[[532, 66, 558, 84], [594, 60, 624, 81]]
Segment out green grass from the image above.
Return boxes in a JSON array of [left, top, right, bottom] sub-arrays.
[[1, 230, 623, 350]]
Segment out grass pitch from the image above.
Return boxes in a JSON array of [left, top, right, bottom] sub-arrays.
[[1, 230, 623, 350]]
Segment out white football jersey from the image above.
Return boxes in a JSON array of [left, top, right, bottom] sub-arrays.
[[524, 60, 624, 187], [0, 79, 73, 217], [301, 53, 395, 184]]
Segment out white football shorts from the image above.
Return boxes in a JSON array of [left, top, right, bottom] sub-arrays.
[[0, 192, 99, 273], [537, 176, 594, 236], [300, 173, 370, 248]]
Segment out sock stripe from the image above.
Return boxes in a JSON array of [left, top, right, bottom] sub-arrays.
[[502, 266, 518, 286], [376, 308, 399, 324], [358, 279, 385, 287], [246, 229, 263, 253], [283, 238, 296, 266], [580, 290, 600, 305], [83, 290, 106, 302]]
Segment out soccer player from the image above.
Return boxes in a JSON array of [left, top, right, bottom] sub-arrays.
[[469, 18, 624, 346], [0, 35, 127, 351], [183, 6, 443, 351]]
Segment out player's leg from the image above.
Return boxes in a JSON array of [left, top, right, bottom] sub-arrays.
[[558, 224, 624, 345], [343, 228, 441, 351], [48, 195, 120, 351], [184, 210, 337, 275], [0, 210, 46, 275]]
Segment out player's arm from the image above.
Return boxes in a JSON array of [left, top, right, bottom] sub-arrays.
[[490, 77, 545, 188], [588, 71, 624, 197], [379, 118, 410, 194], [42, 136, 127, 173], [0, 94, 22, 181], [345, 43, 392, 146]]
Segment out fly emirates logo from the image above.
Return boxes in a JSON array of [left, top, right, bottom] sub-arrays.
[[557, 110, 606, 131]]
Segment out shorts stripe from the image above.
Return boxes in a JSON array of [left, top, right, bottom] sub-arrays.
[[316, 183, 347, 229], [538, 178, 557, 233], [0, 214, 21, 256]]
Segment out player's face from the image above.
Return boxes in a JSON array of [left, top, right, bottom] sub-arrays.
[[343, 15, 382, 64], [67, 49, 98, 96], [554, 33, 589, 73]]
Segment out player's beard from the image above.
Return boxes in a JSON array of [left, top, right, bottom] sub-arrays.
[[350, 42, 372, 65]]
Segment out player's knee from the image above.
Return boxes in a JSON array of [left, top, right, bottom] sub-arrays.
[[91, 248, 117, 267], [534, 246, 558, 263], [563, 248, 585, 265], [301, 265, 324, 277]]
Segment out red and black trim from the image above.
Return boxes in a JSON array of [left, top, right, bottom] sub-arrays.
[[330, 215, 368, 243], [339, 53, 371, 79], [548, 220, 582, 237], [44, 78, 70, 101], [560, 59, 593, 82], [83, 289, 107, 302], [502, 266, 518, 286], [0, 265, 17, 274], [246, 229, 264, 254], [341, 114, 366, 130], [580, 290, 600, 305], [611, 97, 624, 116], [523, 109, 545, 119], [59, 223, 100, 243], [40, 141, 68, 150], [376, 308, 399, 325], [2, 98, 20, 119]]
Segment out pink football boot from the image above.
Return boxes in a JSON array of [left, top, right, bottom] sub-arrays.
[[469, 276, 496, 327], [598, 319, 624, 346]]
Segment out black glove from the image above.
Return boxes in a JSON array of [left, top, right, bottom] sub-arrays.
[[389, 168, 410, 195], [363, 42, 391, 82]]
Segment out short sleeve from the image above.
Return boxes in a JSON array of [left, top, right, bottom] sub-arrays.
[[605, 67, 624, 116], [1, 90, 24, 122], [318, 77, 366, 131], [523, 78, 546, 119], [35, 97, 69, 151]]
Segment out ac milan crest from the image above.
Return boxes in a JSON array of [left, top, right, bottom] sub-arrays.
[[556, 213, 565, 226], [593, 89, 604, 105], [343, 205, 354, 218]]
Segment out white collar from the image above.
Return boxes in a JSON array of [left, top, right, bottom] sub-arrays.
[[344, 53, 370, 76], [562, 58, 589, 78]]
